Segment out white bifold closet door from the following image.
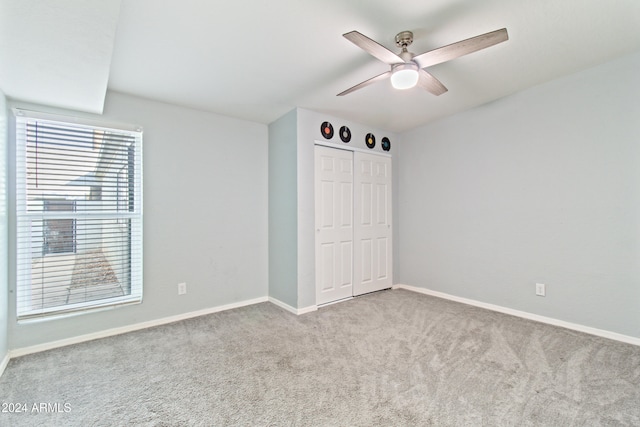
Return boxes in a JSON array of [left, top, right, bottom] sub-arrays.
[[315, 145, 354, 305], [352, 151, 392, 297], [315, 145, 392, 306]]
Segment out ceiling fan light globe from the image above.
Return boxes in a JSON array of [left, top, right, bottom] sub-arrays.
[[390, 65, 419, 90]]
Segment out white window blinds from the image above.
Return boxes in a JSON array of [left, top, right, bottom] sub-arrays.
[[15, 110, 143, 319]]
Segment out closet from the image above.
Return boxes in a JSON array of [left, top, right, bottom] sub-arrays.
[[314, 144, 392, 305]]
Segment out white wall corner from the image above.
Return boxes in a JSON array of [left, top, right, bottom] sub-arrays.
[[268, 297, 317, 315]]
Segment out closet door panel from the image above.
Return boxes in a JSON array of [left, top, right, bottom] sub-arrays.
[[354, 152, 392, 296], [315, 146, 354, 305]]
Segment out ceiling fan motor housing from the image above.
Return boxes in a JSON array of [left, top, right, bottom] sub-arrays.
[[395, 31, 414, 48], [393, 32, 419, 89]]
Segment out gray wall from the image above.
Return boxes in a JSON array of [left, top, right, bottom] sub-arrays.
[[0, 90, 8, 362], [268, 109, 298, 307], [397, 51, 640, 338], [8, 91, 269, 349], [6, 52, 637, 353]]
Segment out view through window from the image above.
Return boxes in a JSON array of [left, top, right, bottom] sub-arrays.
[[15, 111, 143, 318]]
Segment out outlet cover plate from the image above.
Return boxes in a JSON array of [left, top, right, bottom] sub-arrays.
[[178, 282, 187, 295]]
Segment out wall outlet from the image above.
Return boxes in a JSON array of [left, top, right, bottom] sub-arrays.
[[178, 282, 187, 295], [535, 283, 546, 297]]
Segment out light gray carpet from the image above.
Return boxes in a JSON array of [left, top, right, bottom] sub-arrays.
[[1, 289, 639, 426]]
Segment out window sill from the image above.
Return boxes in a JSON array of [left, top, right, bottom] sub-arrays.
[[17, 297, 142, 324]]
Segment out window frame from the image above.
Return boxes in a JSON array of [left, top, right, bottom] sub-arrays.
[[14, 109, 143, 319]]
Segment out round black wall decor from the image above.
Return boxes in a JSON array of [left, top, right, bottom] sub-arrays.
[[365, 133, 376, 149], [320, 121, 334, 139], [381, 137, 391, 152], [339, 126, 351, 143]]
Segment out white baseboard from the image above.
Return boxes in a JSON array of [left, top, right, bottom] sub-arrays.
[[269, 297, 317, 315], [9, 283, 635, 377], [318, 296, 354, 308], [297, 304, 318, 315], [10, 296, 269, 359], [0, 352, 9, 378], [268, 297, 298, 314], [393, 284, 640, 346]]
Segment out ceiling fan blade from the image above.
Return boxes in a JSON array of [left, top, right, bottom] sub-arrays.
[[412, 28, 508, 69], [337, 71, 392, 96], [417, 69, 448, 96], [343, 31, 405, 65]]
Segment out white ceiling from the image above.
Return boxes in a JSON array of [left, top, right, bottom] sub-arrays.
[[2, 0, 640, 132], [0, 0, 120, 113]]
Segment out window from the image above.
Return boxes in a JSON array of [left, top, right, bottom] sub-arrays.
[[15, 110, 143, 319]]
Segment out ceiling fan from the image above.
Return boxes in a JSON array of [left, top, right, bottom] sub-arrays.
[[337, 27, 508, 96]]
